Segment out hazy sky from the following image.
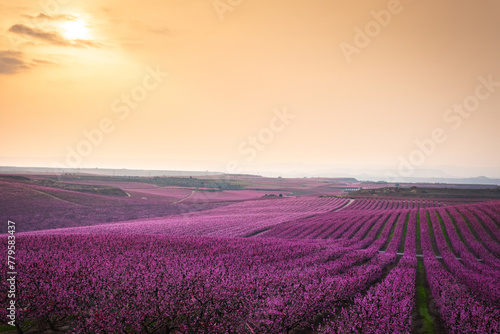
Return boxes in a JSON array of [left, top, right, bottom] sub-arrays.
[[1, 0, 499, 178]]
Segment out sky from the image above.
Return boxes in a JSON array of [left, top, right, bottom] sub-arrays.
[[1, 0, 500, 179]]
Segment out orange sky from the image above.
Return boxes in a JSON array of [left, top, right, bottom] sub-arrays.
[[1, 0, 499, 178]]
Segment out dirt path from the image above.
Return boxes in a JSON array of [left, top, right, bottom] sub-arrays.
[[22, 185, 83, 206], [173, 190, 195, 204], [334, 198, 355, 212]]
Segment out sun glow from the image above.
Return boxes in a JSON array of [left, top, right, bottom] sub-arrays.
[[61, 19, 90, 40]]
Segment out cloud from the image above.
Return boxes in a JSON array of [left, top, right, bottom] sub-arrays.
[[148, 27, 170, 35], [22, 13, 77, 21], [32, 58, 57, 65], [8, 24, 104, 48], [0, 51, 29, 74], [0, 51, 57, 75], [9, 24, 67, 46]]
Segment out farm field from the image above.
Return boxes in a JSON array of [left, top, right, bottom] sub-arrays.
[[1, 174, 500, 333], [3, 0, 499, 333]]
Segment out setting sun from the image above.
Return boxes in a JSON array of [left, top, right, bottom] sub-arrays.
[[60, 18, 90, 40]]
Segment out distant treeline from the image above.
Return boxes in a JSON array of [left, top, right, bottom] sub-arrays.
[[347, 186, 500, 200], [61, 174, 247, 190], [0, 175, 129, 196], [0, 174, 31, 181], [34, 180, 129, 196]]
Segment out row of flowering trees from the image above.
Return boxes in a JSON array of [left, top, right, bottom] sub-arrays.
[[420, 208, 500, 333], [2, 233, 396, 333], [2, 196, 499, 332]]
